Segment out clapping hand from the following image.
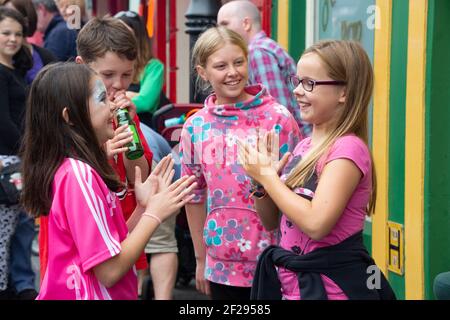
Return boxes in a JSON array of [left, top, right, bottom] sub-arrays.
[[134, 155, 175, 208], [237, 131, 291, 186]]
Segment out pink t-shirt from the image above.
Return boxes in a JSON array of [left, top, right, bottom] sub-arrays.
[[37, 158, 137, 300], [278, 135, 372, 300]]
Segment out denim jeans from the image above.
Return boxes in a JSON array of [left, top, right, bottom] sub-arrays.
[[9, 211, 36, 293]]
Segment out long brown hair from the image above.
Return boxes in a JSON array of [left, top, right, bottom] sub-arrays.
[[285, 40, 377, 215], [20, 62, 122, 217]]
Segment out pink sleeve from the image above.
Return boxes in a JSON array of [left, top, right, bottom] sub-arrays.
[[319, 136, 371, 178], [61, 160, 122, 272], [179, 124, 207, 203]]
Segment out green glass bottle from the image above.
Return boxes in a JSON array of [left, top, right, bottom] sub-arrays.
[[116, 108, 144, 160]]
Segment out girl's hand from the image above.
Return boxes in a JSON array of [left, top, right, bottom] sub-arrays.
[[144, 175, 198, 223], [237, 131, 285, 185], [114, 90, 137, 120], [265, 131, 291, 175], [104, 124, 133, 159], [134, 155, 175, 208]]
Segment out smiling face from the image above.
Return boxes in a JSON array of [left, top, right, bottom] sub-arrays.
[[83, 52, 135, 100], [88, 76, 116, 145], [197, 43, 250, 105], [293, 53, 346, 129], [0, 17, 23, 63]]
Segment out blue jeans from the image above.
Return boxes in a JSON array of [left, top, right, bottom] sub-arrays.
[[9, 211, 36, 293]]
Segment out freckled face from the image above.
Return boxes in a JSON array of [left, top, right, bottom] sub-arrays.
[[198, 43, 250, 105]]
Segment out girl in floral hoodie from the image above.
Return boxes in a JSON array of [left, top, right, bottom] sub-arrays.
[[180, 27, 303, 300]]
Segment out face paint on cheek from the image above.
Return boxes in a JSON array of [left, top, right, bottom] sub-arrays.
[[93, 79, 107, 106]]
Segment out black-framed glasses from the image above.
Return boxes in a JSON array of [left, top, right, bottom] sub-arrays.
[[114, 11, 138, 19], [288, 75, 346, 92]]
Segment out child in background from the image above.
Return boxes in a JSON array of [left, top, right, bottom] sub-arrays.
[[20, 62, 197, 300], [238, 40, 395, 300], [74, 16, 153, 276], [0, 6, 32, 299], [180, 26, 302, 300]]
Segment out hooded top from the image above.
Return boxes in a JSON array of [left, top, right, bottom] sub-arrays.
[[180, 84, 302, 287]]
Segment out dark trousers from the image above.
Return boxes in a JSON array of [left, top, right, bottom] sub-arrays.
[[9, 212, 36, 293], [209, 282, 251, 300]]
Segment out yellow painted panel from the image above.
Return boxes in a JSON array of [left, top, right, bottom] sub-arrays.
[[278, 0, 289, 51], [372, 0, 392, 275], [404, 0, 427, 300]]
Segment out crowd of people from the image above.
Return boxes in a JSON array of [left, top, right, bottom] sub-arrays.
[[0, 0, 408, 300]]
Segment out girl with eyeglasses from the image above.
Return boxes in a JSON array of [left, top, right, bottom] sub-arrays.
[[238, 40, 396, 300]]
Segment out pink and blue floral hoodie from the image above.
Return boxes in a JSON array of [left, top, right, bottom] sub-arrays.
[[180, 84, 302, 287]]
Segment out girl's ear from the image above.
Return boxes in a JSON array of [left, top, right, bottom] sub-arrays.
[[196, 65, 208, 81], [338, 87, 346, 104], [62, 107, 72, 125]]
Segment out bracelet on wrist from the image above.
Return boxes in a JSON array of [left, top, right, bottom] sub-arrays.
[[249, 188, 267, 199], [248, 177, 266, 199], [142, 212, 162, 225]]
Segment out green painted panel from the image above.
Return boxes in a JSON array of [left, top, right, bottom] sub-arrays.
[[424, 0, 450, 300], [288, 0, 306, 61], [387, 0, 409, 301], [271, 0, 278, 40]]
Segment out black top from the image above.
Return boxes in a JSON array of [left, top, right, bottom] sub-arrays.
[[250, 231, 397, 300], [0, 63, 27, 155]]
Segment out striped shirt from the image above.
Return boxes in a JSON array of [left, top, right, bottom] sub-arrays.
[[37, 158, 137, 300], [248, 31, 311, 137]]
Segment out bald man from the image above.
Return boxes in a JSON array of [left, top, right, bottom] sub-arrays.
[[218, 0, 311, 137]]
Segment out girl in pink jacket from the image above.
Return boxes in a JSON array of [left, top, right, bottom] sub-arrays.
[[180, 26, 302, 300]]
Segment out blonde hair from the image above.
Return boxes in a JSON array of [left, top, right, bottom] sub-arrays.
[[192, 26, 248, 93], [285, 40, 377, 215]]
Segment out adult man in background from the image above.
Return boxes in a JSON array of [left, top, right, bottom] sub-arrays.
[[32, 0, 77, 61], [217, 0, 311, 137]]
